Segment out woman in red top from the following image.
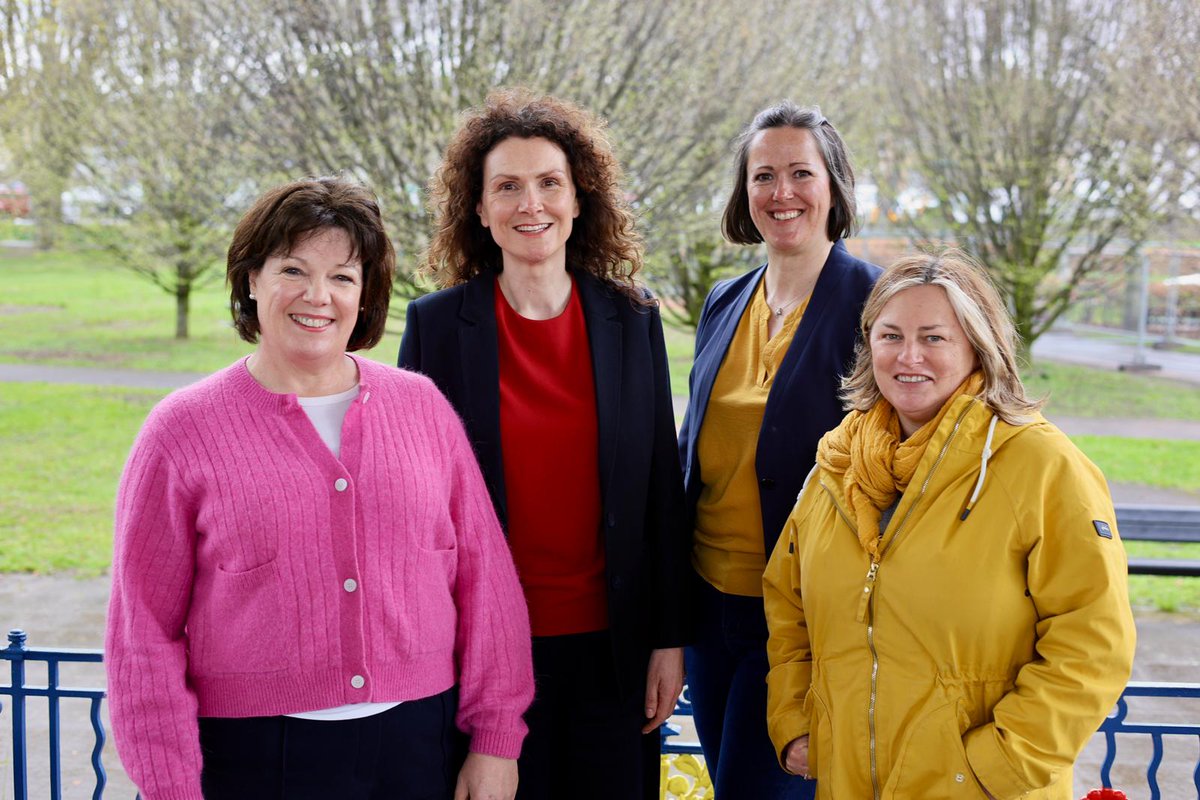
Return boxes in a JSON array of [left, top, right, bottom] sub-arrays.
[[399, 88, 689, 799]]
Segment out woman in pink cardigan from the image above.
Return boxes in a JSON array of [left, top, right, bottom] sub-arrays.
[[105, 177, 534, 800]]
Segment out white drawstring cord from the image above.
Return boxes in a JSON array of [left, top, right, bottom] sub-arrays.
[[800, 462, 820, 495], [960, 414, 998, 521]]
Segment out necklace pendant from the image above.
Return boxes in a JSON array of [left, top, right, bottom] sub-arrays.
[[775, 307, 784, 316]]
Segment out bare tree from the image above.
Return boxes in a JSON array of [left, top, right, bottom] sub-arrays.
[[0, 0, 106, 248], [6, 0, 862, 332], [869, 0, 1171, 352], [1122, 0, 1200, 233], [203, 0, 848, 319], [78, 1, 262, 339]]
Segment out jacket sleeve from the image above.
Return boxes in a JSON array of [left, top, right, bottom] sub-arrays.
[[437, 390, 534, 759], [397, 299, 421, 371], [644, 302, 691, 647], [105, 419, 205, 800], [964, 443, 1136, 798], [763, 490, 817, 765]]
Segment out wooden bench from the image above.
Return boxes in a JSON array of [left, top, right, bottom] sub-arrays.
[[1115, 504, 1200, 577]]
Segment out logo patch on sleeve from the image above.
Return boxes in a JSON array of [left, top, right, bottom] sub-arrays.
[[1093, 520, 1113, 539]]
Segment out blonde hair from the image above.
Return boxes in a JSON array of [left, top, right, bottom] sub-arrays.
[[841, 248, 1043, 423]]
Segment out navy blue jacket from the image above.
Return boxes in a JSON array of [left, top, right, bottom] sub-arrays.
[[398, 271, 690, 694], [679, 240, 881, 559]]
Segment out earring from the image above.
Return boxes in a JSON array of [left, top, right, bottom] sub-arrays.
[[248, 293, 256, 300]]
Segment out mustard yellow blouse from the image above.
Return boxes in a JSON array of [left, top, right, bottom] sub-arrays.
[[692, 278, 808, 596]]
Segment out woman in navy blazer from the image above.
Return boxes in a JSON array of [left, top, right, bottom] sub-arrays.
[[677, 102, 881, 799], [398, 88, 688, 800]]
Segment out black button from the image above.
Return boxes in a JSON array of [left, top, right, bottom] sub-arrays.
[[606, 512, 616, 527], [611, 576, 624, 590], [760, 477, 776, 489]]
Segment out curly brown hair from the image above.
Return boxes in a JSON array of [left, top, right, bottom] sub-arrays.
[[423, 87, 644, 300]]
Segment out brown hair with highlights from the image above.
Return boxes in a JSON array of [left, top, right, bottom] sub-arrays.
[[227, 177, 396, 350], [722, 101, 858, 246], [840, 248, 1043, 423]]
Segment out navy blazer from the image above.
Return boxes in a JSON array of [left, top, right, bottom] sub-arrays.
[[679, 240, 881, 559], [398, 271, 690, 694]]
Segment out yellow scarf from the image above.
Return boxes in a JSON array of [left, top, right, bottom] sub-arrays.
[[816, 372, 984, 558]]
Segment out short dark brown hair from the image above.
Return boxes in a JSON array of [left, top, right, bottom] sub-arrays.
[[721, 102, 858, 246], [423, 87, 644, 300], [227, 177, 396, 350]]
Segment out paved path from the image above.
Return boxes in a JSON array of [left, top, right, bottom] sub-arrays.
[[4, 324, 1200, 392], [1033, 328, 1200, 385], [0, 362, 206, 390]]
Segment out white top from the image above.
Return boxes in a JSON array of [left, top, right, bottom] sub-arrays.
[[287, 384, 402, 721]]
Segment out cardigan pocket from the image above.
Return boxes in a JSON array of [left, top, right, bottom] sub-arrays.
[[414, 547, 458, 654], [192, 559, 288, 674]]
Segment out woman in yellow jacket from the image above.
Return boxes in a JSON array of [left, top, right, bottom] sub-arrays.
[[763, 249, 1135, 800]]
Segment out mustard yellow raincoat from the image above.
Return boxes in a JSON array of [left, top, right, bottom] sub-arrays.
[[764, 395, 1136, 799]]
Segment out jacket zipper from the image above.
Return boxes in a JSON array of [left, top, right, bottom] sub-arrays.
[[826, 401, 975, 800]]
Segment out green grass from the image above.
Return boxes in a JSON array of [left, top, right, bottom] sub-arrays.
[[663, 322, 694, 397], [1024, 361, 1200, 420], [0, 246, 683, 398], [1126, 541, 1200, 613], [0, 248, 404, 372], [1070, 436, 1200, 492], [0, 218, 35, 242], [0, 382, 164, 574]]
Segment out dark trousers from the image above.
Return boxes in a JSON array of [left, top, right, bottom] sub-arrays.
[[685, 578, 815, 800], [516, 629, 648, 800], [198, 687, 466, 800]]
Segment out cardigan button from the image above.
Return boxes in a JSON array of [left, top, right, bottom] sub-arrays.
[[334, 478, 348, 492], [343, 578, 358, 593], [350, 674, 365, 689], [954, 773, 965, 783], [606, 513, 616, 528], [760, 477, 776, 489]]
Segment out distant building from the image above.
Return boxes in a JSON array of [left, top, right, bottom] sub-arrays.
[[0, 181, 31, 217]]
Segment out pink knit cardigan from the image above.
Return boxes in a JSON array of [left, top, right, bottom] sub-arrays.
[[106, 356, 533, 800]]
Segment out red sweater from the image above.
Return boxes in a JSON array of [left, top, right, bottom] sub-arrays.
[[495, 279, 608, 637]]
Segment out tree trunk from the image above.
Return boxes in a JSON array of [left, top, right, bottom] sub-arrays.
[[175, 280, 190, 339], [31, 179, 64, 251]]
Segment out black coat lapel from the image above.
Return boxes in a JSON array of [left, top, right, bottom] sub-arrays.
[[577, 273, 622, 505], [457, 276, 508, 524]]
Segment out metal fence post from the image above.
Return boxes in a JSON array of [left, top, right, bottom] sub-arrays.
[[5, 629, 30, 800]]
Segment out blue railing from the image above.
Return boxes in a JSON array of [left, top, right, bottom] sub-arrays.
[[1098, 681, 1200, 797], [4, 627, 1200, 799], [1, 629, 107, 800], [659, 684, 699, 755]]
